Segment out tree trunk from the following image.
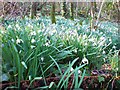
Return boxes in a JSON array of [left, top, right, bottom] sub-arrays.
[[50, 2, 56, 24], [70, 2, 74, 20], [30, 2, 37, 19], [75, 1, 78, 18], [62, 2, 67, 18]]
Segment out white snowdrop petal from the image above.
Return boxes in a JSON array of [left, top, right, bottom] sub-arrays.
[[70, 67, 74, 72], [31, 39, 36, 43], [82, 57, 89, 64], [21, 61, 27, 69], [41, 57, 44, 62]]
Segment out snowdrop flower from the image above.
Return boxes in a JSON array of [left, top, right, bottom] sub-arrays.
[[100, 32, 103, 35], [11, 39, 15, 43], [112, 46, 116, 49], [61, 26, 65, 30], [52, 29, 57, 33], [19, 50, 22, 54], [37, 23, 39, 26], [30, 31, 36, 36], [102, 51, 106, 54], [99, 40, 106, 46], [69, 30, 77, 36], [8, 25, 12, 29], [28, 24, 33, 28], [91, 29, 95, 32], [30, 45, 36, 49], [73, 48, 77, 53], [45, 42, 50, 46], [70, 67, 81, 74], [93, 42, 97, 46], [31, 39, 36, 43], [116, 68, 118, 71], [16, 24, 20, 30], [84, 42, 88, 46], [21, 61, 27, 69], [82, 56, 89, 64], [1, 30, 5, 34], [100, 36, 105, 41], [16, 38, 23, 44], [70, 67, 74, 72], [41, 57, 44, 62], [37, 30, 41, 33], [89, 38, 94, 42], [109, 38, 112, 42], [83, 34, 87, 39], [29, 76, 31, 80], [27, 24, 31, 27], [48, 29, 57, 36], [78, 70, 81, 74]]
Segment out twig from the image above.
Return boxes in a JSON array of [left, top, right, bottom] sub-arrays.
[[95, 0, 105, 26]]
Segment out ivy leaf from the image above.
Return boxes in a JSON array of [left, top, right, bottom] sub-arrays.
[[98, 76, 105, 82]]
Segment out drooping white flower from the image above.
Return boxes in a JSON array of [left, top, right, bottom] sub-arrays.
[[45, 42, 49, 46], [99, 40, 106, 46], [100, 36, 106, 41], [31, 39, 36, 43], [112, 46, 116, 49], [78, 70, 81, 74], [109, 38, 112, 42], [52, 29, 57, 33], [29, 76, 31, 80], [83, 34, 87, 39], [16, 39, 20, 44], [37, 30, 41, 33], [1, 30, 5, 34], [70, 67, 81, 74], [16, 24, 21, 30], [28, 24, 33, 28], [44, 40, 50, 46], [89, 38, 94, 42], [93, 42, 97, 46], [30, 31, 36, 36], [69, 30, 77, 36], [30, 45, 36, 49], [16, 38, 23, 44], [116, 68, 118, 71], [100, 32, 103, 35], [73, 48, 77, 53], [84, 42, 88, 46], [82, 56, 89, 64], [8, 25, 12, 29], [70, 67, 74, 72], [21, 61, 27, 69], [11, 39, 15, 43], [41, 57, 44, 62], [102, 51, 106, 54], [91, 29, 95, 32]]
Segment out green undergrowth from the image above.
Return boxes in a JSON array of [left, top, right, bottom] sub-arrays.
[[0, 16, 119, 89]]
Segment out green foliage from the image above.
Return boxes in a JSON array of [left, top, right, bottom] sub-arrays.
[[0, 16, 119, 89]]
